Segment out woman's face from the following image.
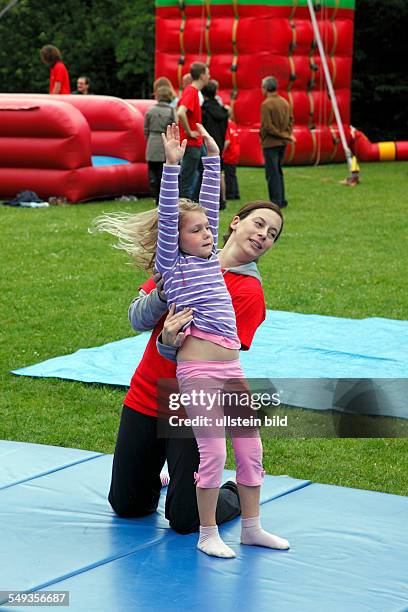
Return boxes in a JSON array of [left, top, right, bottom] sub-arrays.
[[228, 209, 282, 261]]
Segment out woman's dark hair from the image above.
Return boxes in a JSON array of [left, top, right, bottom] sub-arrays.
[[202, 80, 217, 99], [40, 45, 62, 66], [223, 200, 284, 246]]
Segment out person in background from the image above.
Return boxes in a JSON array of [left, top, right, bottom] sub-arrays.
[[73, 76, 91, 95], [182, 73, 204, 105], [223, 106, 241, 200], [211, 79, 224, 107], [182, 73, 192, 89], [176, 62, 210, 199], [153, 77, 178, 108], [260, 76, 294, 208], [201, 80, 228, 209], [40, 45, 71, 95], [201, 81, 228, 153], [144, 86, 176, 204]]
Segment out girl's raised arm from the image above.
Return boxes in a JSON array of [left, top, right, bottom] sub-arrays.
[[197, 123, 221, 250], [155, 124, 187, 275]]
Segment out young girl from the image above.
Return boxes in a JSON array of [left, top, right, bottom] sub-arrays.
[[96, 123, 289, 559], [155, 123, 289, 558]]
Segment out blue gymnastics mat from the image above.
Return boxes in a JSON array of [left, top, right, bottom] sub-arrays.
[[1, 441, 407, 612], [12, 310, 408, 419]]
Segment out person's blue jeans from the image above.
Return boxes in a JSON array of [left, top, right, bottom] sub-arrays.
[[263, 145, 287, 207], [179, 145, 203, 200]]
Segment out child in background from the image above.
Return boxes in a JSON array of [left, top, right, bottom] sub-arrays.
[[144, 86, 176, 204], [223, 108, 241, 200]]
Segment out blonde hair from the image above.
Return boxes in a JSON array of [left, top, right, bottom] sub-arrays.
[[92, 200, 205, 271]]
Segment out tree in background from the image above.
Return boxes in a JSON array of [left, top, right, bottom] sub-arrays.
[[0, 0, 154, 99], [352, 0, 408, 141]]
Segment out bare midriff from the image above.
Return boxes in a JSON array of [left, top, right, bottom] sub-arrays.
[[177, 335, 240, 362]]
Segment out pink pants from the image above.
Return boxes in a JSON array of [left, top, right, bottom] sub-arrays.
[[176, 360, 265, 489]]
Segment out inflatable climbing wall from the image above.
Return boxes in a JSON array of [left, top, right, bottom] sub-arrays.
[[155, 0, 355, 165]]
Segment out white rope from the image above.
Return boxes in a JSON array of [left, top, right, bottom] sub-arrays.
[[0, 0, 19, 20], [307, 0, 352, 170], [315, 1, 325, 165], [198, 0, 206, 58]]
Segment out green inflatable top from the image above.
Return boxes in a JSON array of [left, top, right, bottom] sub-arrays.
[[156, 0, 355, 9]]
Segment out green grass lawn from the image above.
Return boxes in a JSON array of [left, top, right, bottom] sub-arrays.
[[1, 161, 407, 495]]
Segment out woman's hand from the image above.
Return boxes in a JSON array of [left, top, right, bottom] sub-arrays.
[[162, 123, 187, 165], [161, 304, 193, 348], [153, 271, 166, 302], [196, 123, 219, 156]]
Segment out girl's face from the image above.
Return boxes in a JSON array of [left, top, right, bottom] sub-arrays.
[[229, 209, 282, 261], [179, 211, 213, 258]]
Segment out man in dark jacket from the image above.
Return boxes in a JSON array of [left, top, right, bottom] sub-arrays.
[[202, 80, 228, 208], [260, 76, 294, 208]]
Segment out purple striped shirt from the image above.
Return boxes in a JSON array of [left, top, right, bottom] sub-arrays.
[[155, 155, 239, 342]]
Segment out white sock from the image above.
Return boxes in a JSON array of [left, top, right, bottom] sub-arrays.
[[241, 516, 290, 550], [198, 525, 236, 558]]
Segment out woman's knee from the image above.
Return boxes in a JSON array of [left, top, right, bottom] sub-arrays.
[[165, 489, 199, 534], [108, 489, 159, 519], [168, 511, 199, 535]]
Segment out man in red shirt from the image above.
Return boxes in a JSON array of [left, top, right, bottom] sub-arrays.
[[40, 45, 71, 95], [176, 62, 210, 199]]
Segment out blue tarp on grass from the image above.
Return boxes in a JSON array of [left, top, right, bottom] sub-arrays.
[[12, 310, 408, 418]]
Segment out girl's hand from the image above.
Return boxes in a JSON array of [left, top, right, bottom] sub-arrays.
[[196, 123, 219, 156], [162, 304, 193, 348], [162, 123, 187, 165]]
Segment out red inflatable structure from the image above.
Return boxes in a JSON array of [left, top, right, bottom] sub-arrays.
[[155, 0, 357, 165], [0, 95, 150, 202], [351, 129, 408, 163], [1, 2, 406, 203], [155, 0, 408, 166]]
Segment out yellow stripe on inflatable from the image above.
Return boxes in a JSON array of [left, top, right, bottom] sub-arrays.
[[378, 142, 396, 161]]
